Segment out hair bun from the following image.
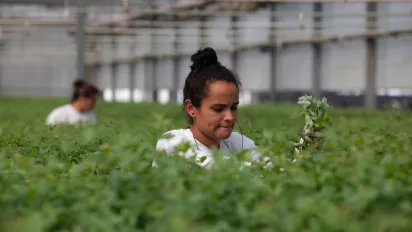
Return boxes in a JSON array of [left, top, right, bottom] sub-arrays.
[[73, 79, 87, 89], [190, 47, 219, 71]]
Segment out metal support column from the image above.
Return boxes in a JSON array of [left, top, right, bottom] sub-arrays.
[[0, 57, 2, 96], [111, 64, 117, 102], [129, 35, 137, 102], [269, 3, 277, 102], [365, 2, 378, 109], [76, 10, 87, 80], [171, 14, 180, 103], [129, 63, 136, 102], [150, 0, 158, 103], [230, 15, 239, 72], [0, 43, 2, 96], [111, 37, 117, 102], [0, 9, 2, 96], [151, 58, 158, 103], [312, 3, 323, 99], [200, 15, 207, 49], [91, 64, 100, 85]]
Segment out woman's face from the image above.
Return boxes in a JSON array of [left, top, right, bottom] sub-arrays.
[[186, 81, 239, 141], [79, 95, 98, 112]]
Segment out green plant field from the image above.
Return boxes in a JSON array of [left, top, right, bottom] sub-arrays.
[[1, 97, 412, 232]]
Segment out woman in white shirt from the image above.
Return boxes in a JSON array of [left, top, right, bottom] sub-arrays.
[[46, 79, 101, 126], [156, 47, 273, 168], [156, 48, 322, 169]]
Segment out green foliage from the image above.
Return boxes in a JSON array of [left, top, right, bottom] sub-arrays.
[[1, 97, 412, 231], [297, 95, 331, 132], [295, 95, 331, 151]]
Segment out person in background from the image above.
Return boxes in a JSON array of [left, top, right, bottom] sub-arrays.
[[46, 79, 101, 126]]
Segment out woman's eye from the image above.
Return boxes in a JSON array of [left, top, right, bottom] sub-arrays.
[[213, 108, 224, 112]]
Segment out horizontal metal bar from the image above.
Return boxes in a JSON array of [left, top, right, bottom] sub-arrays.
[[0, 18, 75, 26], [84, 13, 412, 34], [98, 23, 410, 32], [2, 8, 409, 26], [126, 20, 412, 28], [80, 20, 412, 36], [111, 10, 412, 19], [83, 30, 412, 45], [214, 0, 412, 2], [0, 51, 95, 56], [85, 27, 412, 66], [3, 25, 404, 44], [1, 10, 406, 28], [95, 0, 412, 28]]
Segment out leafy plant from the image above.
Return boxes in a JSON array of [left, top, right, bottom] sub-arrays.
[[294, 95, 331, 155], [1, 97, 412, 232]]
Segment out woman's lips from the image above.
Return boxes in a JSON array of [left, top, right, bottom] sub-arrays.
[[219, 125, 233, 128]]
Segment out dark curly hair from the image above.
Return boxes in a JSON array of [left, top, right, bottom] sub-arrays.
[[183, 47, 242, 124], [71, 79, 101, 103]]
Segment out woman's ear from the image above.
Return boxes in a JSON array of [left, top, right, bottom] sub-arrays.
[[184, 99, 195, 117]]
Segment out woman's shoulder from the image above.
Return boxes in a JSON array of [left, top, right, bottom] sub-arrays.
[[156, 129, 193, 152], [46, 104, 71, 125], [49, 104, 72, 113], [160, 128, 190, 139], [47, 104, 70, 116], [225, 132, 261, 162], [226, 131, 257, 149]]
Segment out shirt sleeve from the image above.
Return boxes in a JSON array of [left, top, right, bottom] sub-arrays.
[[154, 131, 197, 168], [155, 131, 186, 154]]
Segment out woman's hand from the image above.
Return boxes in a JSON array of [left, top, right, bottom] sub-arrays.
[[302, 124, 322, 142]]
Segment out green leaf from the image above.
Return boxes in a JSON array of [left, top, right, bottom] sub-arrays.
[[305, 114, 313, 126], [198, 156, 207, 163]]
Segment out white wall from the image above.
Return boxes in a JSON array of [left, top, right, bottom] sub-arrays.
[[321, 39, 366, 92], [377, 35, 412, 89], [276, 44, 313, 91], [0, 26, 76, 97], [2, 2, 412, 103]]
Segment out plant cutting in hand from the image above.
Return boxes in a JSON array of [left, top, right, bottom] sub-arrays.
[[294, 95, 331, 157]]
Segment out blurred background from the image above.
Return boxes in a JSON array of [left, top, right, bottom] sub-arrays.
[[0, 0, 412, 109]]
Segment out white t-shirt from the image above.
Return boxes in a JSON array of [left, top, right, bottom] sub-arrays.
[[155, 128, 268, 168], [46, 104, 97, 126]]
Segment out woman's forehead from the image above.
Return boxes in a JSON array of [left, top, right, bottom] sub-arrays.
[[203, 81, 239, 103], [207, 81, 238, 94]]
